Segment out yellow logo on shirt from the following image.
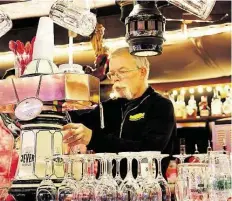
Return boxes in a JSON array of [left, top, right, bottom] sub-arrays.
[[129, 113, 145, 121]]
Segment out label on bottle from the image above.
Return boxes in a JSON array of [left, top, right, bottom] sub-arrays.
[[53, 131, 64, 178], [18, 130, 36, 179], [200, 110, 209, 117]]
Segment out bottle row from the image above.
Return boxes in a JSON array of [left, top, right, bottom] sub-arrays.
[[169, 88, 232, 119]]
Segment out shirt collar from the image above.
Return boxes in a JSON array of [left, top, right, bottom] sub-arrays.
[[120, 86, 154, 107]]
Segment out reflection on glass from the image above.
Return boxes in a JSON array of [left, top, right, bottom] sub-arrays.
[[156, 154, 171, 201], [167, 0, 216, 20], [49, 0, 96, 36], [58, 156, 78, 201], [0, 9, 12, 38], [36, 157, 57, 201]]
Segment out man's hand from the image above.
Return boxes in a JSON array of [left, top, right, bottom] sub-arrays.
[[62, 123, 92, 147]]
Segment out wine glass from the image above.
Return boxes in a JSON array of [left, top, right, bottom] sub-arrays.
[[58, 155, 78, 201], [75, 154, 96, 201], [36, 157, 57, 201], [156, 154, 171, 201], [114, 155, 123, 187], [118, 152, 141, 201], [133, 153, 145, 187], [95, 153, 117, 201], [139, 151, 162, 201]]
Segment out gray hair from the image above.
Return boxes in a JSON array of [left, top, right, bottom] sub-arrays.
[[110, 47, 150, 79]]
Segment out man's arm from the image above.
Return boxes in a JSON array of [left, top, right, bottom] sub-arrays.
[[88, 100, 176, 153]]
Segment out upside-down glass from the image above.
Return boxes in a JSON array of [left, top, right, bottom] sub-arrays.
[[75, 154, 96, 201], [95, 153, 117, 201], [114, 155, 123, 187], [156, 154, 171, 201], [49, 0, 96, 37], [167, 0, 216, 20], [175, 169, 188, 201], [0, 9, 12, 38], [58, 156, 78, 201], [118, 152, 141, 201], [36, 157, 57, 201], [139, 152, 162, 201], [134, 154, 144, 187]]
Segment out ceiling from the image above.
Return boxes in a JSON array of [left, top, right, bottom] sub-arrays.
[[0, 0, 231, 84]]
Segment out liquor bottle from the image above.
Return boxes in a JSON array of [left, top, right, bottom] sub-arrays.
[[180, 94, 187, 118], [207, 140, 212, 153], [194, 144, 199, 154], [186, 95, 197, 118], [169, 93, 176, 106], [180, 138, 186, 155], [174, 95, 181, 118], [222, 88, 232, 115], [211, 89, 222, 116], [199, 96, 210, 117], [222, 138, 227, 154], [175, 95, 186, 118]]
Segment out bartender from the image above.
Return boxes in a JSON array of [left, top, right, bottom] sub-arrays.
[[62, 47, 176, 176]]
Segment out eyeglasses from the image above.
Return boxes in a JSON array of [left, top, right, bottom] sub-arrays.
[[106, 68, 139, 80]]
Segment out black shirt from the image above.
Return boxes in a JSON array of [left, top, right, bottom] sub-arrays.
[[69, 86, 177, 178]]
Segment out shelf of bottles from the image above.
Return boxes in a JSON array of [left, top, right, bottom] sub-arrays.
[[168, 83, 232, 121]]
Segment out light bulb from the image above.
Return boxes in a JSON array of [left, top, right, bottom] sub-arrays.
[[180, 89, 186, 95], [173, 90, 178, 96], [206, 86, 212, 92], [216, 85, 222, 92], [224, 85, 230, 91], [189, 88, 195, 94], [197, 86, 204, 93]]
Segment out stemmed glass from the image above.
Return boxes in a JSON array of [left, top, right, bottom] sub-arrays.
[[75, 154, 96, 201], [134, 154, 144, 187], [174, 164, 188, 201], [114, 155, 123, 187], [36, 157, 57, 201], [156, 154, 171, 201], [57, 155, 78, 201], [174, 139, 189, 201], [118, 152, 141, 201], [139, 151, 162, 201], [95, 153, 117, 201]]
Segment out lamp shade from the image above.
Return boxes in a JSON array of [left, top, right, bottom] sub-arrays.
[[125, 1, 166, 56]]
